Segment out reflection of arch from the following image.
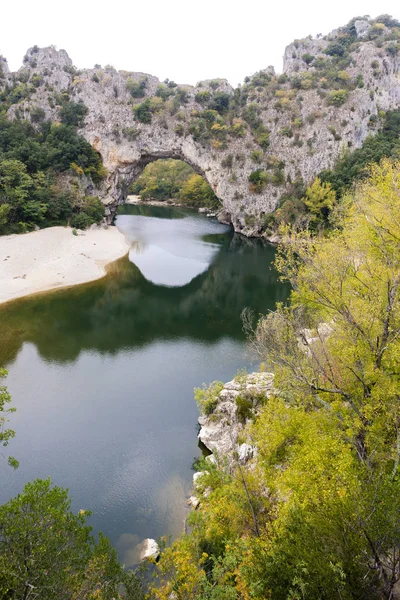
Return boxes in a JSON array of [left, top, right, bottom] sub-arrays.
[[0, 233, 290, 366]]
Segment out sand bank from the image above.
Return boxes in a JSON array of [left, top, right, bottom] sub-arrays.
[[0, 226, 129, 305]]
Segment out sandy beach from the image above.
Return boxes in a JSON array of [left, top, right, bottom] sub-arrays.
[[0, 226, 129, 305]]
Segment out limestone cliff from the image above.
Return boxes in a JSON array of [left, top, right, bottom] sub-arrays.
[[1, 17, 399, 236]]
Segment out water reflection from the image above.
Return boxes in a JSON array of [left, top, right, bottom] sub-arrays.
[[0, 206, 290, 557], [118, 206, 230, 287]]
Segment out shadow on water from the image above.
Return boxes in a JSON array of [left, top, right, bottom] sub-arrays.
[[0, 233, 289, 367]]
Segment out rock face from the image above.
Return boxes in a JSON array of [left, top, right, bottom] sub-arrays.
[[198, 372, 275, 465], [138, 538, 160, 561], [1, 17, 399, 236], [0, 55, 9, 76]]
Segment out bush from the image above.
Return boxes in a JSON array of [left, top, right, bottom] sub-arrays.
[[327, 89, 349, 106], [249, 169, 270, 193], [70, 212, 93, 229], [195, 381, 224, 415], [59, 101, 88, 128], [302, 53, 315, 65], [81, 196, 104, 223], [235, 395, 253, 424], [133, 99, 152, 124], [126, 77, 147, 98]]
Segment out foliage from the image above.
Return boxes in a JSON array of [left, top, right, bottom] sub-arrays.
[[132, 99, 153, 123], [152, 158, 400, 600], [248, 169, 269, 193], [320, 109, 400, 198], [195, 381, 224, 415], [0, 478, 139, 599], [129, 159, 219, 208], [0, 97, 106, 232], [59, 100, 88, 128], [0, 369, 18, 469], [302, 176, 336, 227], [272, 109, 400, 230], [126, 77, 147, 98], [180, 174, 219, 208], [327, 88, 349, 106]]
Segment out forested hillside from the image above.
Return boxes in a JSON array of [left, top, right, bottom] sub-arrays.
[[0, 93, 106, 232]]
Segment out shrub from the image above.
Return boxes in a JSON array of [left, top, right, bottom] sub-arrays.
[[195, 90, 211, 104], [302, 53, 315, 65], [133, 99, 152, 123], [59, 101, 88, 128], [235, 395, 253, 424], [248, 169, 270, 193], [327, 89, 349, 106], [194, 381, 224, 415], [123, 127, 139, 140], [70, 212, 92, 229], [126, 77, 147, 98], [251, 150, 263, 163], [256, 130, 270, 150]]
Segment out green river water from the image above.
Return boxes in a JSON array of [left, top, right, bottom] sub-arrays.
[[0, 204, 289, 564]]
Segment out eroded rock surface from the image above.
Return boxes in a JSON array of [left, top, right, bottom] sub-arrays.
[[198, 372, 274, 464], [1, 18, 399, 236]]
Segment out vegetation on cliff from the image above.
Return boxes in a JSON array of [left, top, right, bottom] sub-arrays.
[[150, 158, 400, 600], [0, 96, 106, 233], [267, 109, 400, 232]]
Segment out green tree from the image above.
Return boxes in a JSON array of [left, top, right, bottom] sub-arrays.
[[180, 174, 218, 208], [0, 479, 123, 599], [302, 176, 336, 226], [0, 369, 17, 469]]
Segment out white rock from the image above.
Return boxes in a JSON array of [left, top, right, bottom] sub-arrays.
[[139, 538, 160, 561], [188, 495, 200, 509], [193, 471, 205, 487], [355, 19, 372, 38], [238, 443, 255, 464]]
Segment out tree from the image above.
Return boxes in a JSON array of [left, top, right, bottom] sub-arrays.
[[302, 176, 336, 226], [247, 158, 400, 598], [152, 159, 400, 600], [0, 369, 18, 469], [0, 479, 123, 599], [180, 174, 218, 208]]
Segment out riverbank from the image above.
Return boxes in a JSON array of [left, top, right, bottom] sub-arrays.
[[0, 225, 129, 305], [126, 195, 217, 216]]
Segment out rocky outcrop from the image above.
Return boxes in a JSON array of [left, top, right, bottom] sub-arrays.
[[138, 538, 160, 561], [197, 372, 275, 465], [1, 17, 399, 236], [0, 55, 9, 76]]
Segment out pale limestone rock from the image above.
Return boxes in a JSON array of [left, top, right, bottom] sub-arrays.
[[188, 495, 200, 509], [355, 20, 372, 38], [238, 443, 255, 464], [198, 372, 275, 463], [139, 538, 160, 561], [2, 23, 399, 238], [193, 471, 205, 487]]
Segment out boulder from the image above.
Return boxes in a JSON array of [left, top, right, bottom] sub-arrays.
[[238, 443, 255, 464], [139, 538, 160, 561]]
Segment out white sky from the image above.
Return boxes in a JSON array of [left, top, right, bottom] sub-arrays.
[[1, 0, 399, 86]]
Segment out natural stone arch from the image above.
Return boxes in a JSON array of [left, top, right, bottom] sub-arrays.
[[103, 148, 214, 221], [89, 132, 232, 225], [2, 36, 400, 237]]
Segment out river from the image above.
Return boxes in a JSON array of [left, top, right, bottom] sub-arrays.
[[0, 204, 289, 565]]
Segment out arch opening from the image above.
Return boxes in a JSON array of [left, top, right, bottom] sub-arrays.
[[116, 157, 220, 215]]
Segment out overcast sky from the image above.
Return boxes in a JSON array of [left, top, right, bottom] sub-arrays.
[[1, 0, 399, 86]]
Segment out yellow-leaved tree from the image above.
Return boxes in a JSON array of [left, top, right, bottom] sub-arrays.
[[152, 159, 400, 600]]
